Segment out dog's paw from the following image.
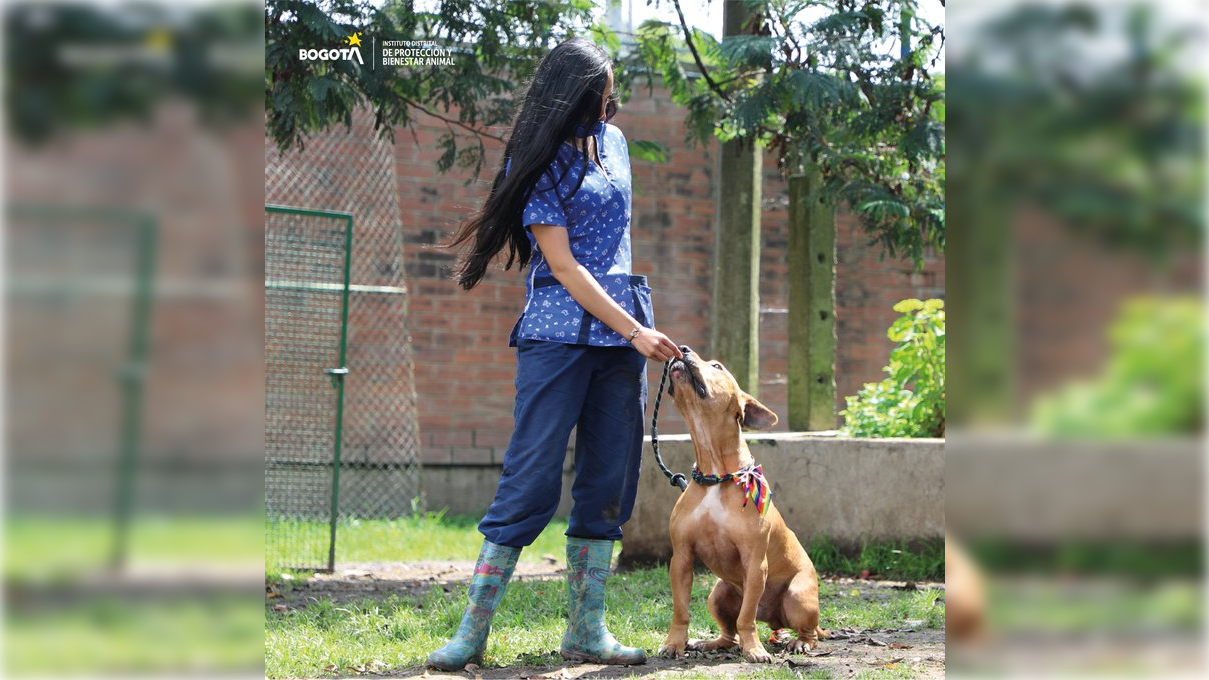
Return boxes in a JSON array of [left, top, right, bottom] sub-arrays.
[[689, 637, 739, 653], [784, 638, 818, 654], [658, 641, 687, 659], [743, 646, 773, 663]]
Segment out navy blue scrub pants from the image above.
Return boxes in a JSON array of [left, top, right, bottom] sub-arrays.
[[479, 338, 647, 548]]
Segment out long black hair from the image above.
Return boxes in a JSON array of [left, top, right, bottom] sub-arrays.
[[447, 38, 617, 290]]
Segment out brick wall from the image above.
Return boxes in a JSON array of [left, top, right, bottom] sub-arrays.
[[386, 83, 946, 467]]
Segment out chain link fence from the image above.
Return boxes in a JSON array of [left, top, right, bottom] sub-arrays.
[[265, 114, 423, 572], [6, 207, 155, 570]]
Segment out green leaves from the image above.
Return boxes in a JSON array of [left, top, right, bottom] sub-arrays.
[[633, 20, 690, 100], [632, 0, 946, 268], [788, 70, 850, 111], [728, 82, 780, 137], [265, 0, 596, 154], [717, 34, 777, 70], [628, 140, 670, 164], [1030, 297, 1204, 437], [841, 298, 945, 438]]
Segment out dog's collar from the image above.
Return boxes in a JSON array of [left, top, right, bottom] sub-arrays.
[[690, 464, 737, 486], [690, 463, 772, 517]]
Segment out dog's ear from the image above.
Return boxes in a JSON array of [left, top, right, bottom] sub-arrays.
[[740, 395, 778, 430]]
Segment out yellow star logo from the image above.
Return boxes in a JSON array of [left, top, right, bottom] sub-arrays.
[[144, 27, 172, 52], [345, 32, 362, 47]]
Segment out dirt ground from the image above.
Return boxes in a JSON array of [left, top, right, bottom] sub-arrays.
[[399, 628, 946, 680], [271, 561, 945, 679], [274, 558, 573, 609]]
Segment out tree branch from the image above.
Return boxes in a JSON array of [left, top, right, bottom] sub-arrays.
[[670, 0, 730, 102], [397, 94, 507, 143]]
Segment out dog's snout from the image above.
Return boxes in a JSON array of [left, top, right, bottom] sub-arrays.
[[679, 345, 693, 356]]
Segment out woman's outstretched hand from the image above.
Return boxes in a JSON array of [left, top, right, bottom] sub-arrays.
[[631, 328, 683, 362]]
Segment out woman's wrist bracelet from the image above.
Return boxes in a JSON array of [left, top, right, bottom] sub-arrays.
[[627, 326, 642, 343]]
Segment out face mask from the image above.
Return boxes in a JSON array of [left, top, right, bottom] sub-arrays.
[[573, 119, 605, 137]]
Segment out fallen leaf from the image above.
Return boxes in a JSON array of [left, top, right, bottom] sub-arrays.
[[272, 604, 289, 613], [889, 643, 913, 649], [860, 569, 872, 579], [866, 636, 889, 647], [893, 581, 918, 591], [805, 649, 833, 657], [266, 591, 281, 599], [323, 664, 339, 673]]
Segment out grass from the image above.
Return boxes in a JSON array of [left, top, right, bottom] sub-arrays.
[[6, 513, 264, 581], [266, 513, 947, 582], [986, 578, 1202, 634], [967, 537, 1203, 579], [265, 513, 946, 678], [266, 511, 572, 575], [804, 535, 944, 582], [266, 567, 943, 678], [4, 513, 264, 676], [6, 594, 264, 676]]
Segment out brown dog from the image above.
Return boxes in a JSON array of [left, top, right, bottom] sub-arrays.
[[944, 534, 985, 643], [658, 349, 826, 662]]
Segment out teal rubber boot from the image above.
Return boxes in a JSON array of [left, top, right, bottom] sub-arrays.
[[426, 540, 521, 671], [560, 537, 647, 665]]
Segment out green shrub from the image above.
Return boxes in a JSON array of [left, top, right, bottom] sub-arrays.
[[840, 299, 945, 438], [1030, 296, 1204, 437]]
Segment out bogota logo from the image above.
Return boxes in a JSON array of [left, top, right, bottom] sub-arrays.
[[299, 31, 364, 65]]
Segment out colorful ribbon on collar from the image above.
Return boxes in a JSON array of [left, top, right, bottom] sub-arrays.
[[690, 463, 772, 517], [732, 464, 771, 517]]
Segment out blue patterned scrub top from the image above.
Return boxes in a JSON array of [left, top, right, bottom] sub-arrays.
[[506, 121, 654, 347]]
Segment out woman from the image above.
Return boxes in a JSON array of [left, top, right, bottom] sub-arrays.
[[428, 38, 681, 671]]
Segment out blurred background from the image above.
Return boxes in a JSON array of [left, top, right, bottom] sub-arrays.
[[947, 0, 1205, 675], [3, 0, 1205, 676], [4, 1, 264, 676]]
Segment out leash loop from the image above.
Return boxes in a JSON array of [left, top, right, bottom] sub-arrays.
[[651, 360, 687, 492]]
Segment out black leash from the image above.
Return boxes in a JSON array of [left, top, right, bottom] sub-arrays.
[[651, 360, 688, 492]]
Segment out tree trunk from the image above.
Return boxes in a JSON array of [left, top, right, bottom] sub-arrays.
[[710, 0, 762, 395], [788, 171, 837, 430]]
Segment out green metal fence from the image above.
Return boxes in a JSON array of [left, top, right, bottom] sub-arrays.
[[264, 114, 424, 573], [6, 205, 156, 570], [264, 206, 354, 572]]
